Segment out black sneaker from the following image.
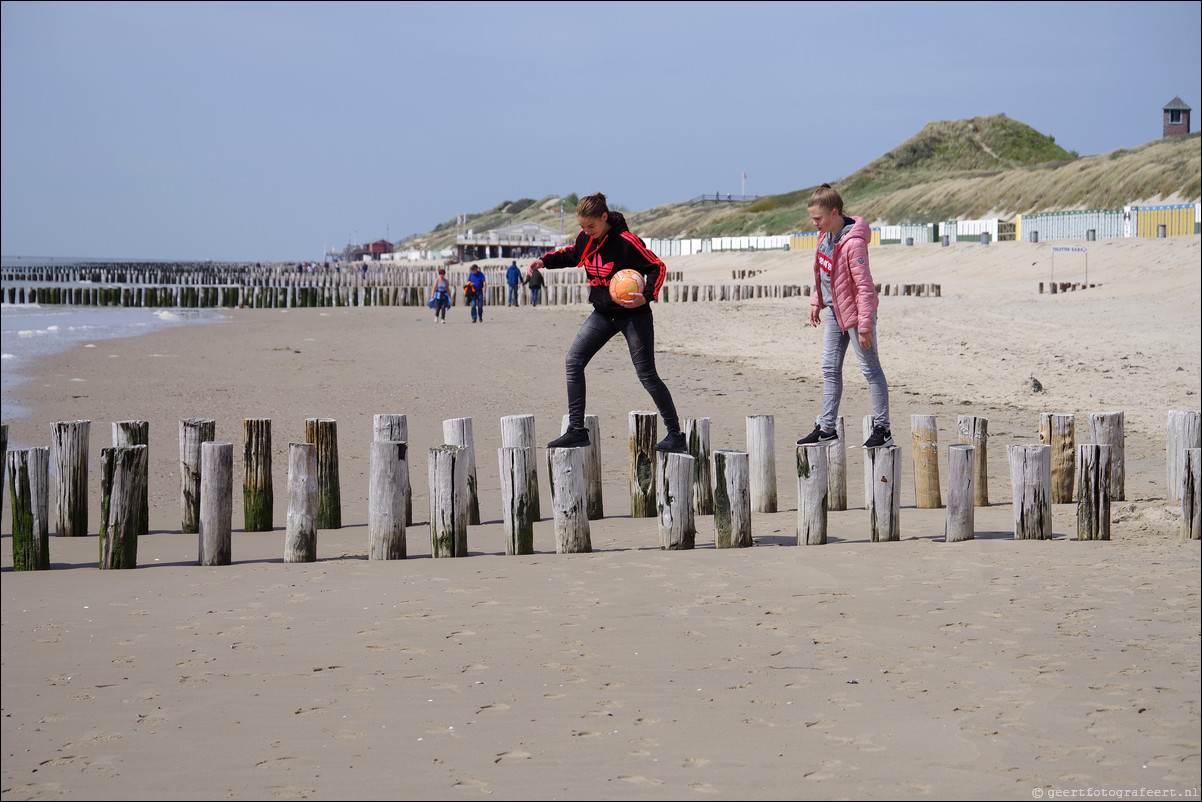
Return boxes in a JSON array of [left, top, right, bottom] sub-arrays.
[[797, 425, 838, 446], [547, 427, 590, 449], [654, 431, 687, 453], [864, 425, 893, 448]]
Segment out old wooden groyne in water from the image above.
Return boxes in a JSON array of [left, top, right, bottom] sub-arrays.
[[2, 261, 940, 308]]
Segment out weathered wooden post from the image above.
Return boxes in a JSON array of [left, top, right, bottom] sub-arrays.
[[242, 418, 273, 532], [1039, 412, 1076, 503], [796, 444, 828, 546], [957, 415, 990, 506], [629, 411, 657, 517], [442, 417, 480, 525], [746, 414, 777, 513], [1183, 448, 1201, 541], [286, 442, 318, 562], [713, 449, 752, 548], [428, 444, 469, 557], [499, 446, 536, 555], [52, 419, 90, 537], [1008, 444, 1052, 540], [684, 417, 713, 516], [867, 445, 902, 542], [502, 414, 541, 521], [100, 444, 146, 569], [198, 441, 233, 565], [657, 451, 695, 550], [862, 415, 875, 509], [368, 440, 407, 560], [912, 414, 942, 508], [112, 420, 149, 536], [7, 447, 51, 570], [179, 418, 215, 534], [1076, 444, 1112, 541], [945, 444, 975, 543], [1, 423, 7, 503], [1088, 411, 1125, 501], [304, 418, 341, 529], [373, 414, 412, 525], [825, 416, 847, 512], [548, 446, 591, 553], [1166, 410, 1201, 503], [560, 414, 604, 520]]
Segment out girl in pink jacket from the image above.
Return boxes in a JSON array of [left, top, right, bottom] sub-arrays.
[[796, 184, 892, 448]]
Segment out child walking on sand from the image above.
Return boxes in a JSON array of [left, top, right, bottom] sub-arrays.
[[528, 192, 686, 453], [796, 183, 892, 449]]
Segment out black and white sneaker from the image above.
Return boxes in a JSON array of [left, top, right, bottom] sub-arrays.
[[796, 425, 838, 446], [863, 425, 894, 448], [654, 431, 687, 453], [547, 427, 590, 449]]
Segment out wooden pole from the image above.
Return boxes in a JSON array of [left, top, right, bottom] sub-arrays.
[[442, 417, 481, 525], [713, 450, 752, 548], [657, 451, 695, 550], [548, 446, 591, 553], [957, 415, 990, 506], [1008, 444, 1052, 540], [684, 417, 713, 516], [52, 419, 90, 537], [369, 441, 407, 560], [629, 411, 657, 517], [1076, 444, 1112, 541], [111, 420, 149, 536], [1166, 410, 1201, 503], [911, 414, 942, 508], [502, 415, 541, 521], [100, 445, 146, 569], [373, 414, 412, 525], [1183, 447, 1201, 541], [1039, 412, 1076, 503], [867, 445, 902, 542], [239, 418, 273, 532], [1, 423, 7, 504], [179, 418, 215, 534], [945, 444, 975, 543], [499, 446, 536, 555], [428, 444, 469, 558], [7, 447, 51, 570], [826, 416, 847, 512], [796, 444, 828, 545], [304, 418, 341, 529], [1088, 411, 1125, 502], [286, 442, 318, 562], [198, 442, 233, 565], [579, 415, 604, 520], [746, 414, 777, 513], [862, 415, 875, 509]]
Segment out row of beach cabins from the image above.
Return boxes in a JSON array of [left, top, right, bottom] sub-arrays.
[[4, 408, 1200, 571]]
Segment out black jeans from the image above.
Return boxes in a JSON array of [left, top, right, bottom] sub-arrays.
[[565, 307, 680, 433]]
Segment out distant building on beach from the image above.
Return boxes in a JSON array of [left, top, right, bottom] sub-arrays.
[[456, 222, 568, 262], [1162, 96, 1191, 138]]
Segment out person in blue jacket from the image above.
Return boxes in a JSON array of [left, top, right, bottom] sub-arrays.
[[506, 260, 522, 306], [467, 265, 487, 322]]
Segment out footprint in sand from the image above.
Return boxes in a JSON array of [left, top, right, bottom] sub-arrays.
[[688, 781, 721, 793], [452, 778, 490, 792], [617, 775, 665, 786], [634, 717, 660, 725], [682, 757, 710, 768], [494, 750, 531, 763]]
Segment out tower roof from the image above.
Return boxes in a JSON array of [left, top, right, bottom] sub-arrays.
[[1163, 96, 1192, 111]]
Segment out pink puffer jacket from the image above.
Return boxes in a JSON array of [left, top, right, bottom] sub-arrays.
[[810, 215, 878, 334]]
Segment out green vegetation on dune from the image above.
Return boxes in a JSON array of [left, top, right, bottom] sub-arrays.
[[397, 116, 1200, 250]]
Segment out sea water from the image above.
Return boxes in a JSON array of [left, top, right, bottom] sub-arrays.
[[0, 303, 225, 433]]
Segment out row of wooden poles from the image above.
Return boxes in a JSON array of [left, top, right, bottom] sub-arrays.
[[1040, 282, 1102, 294], [6, 410, 1199, 571]]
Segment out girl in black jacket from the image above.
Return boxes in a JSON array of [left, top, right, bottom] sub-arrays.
[[529, 192, 685, 452]]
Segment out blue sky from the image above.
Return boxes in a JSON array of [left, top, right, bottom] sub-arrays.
[[2, 0, 1199, 262]]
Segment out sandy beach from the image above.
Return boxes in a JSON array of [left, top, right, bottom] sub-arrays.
[[2, 237, 1199, 800]]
